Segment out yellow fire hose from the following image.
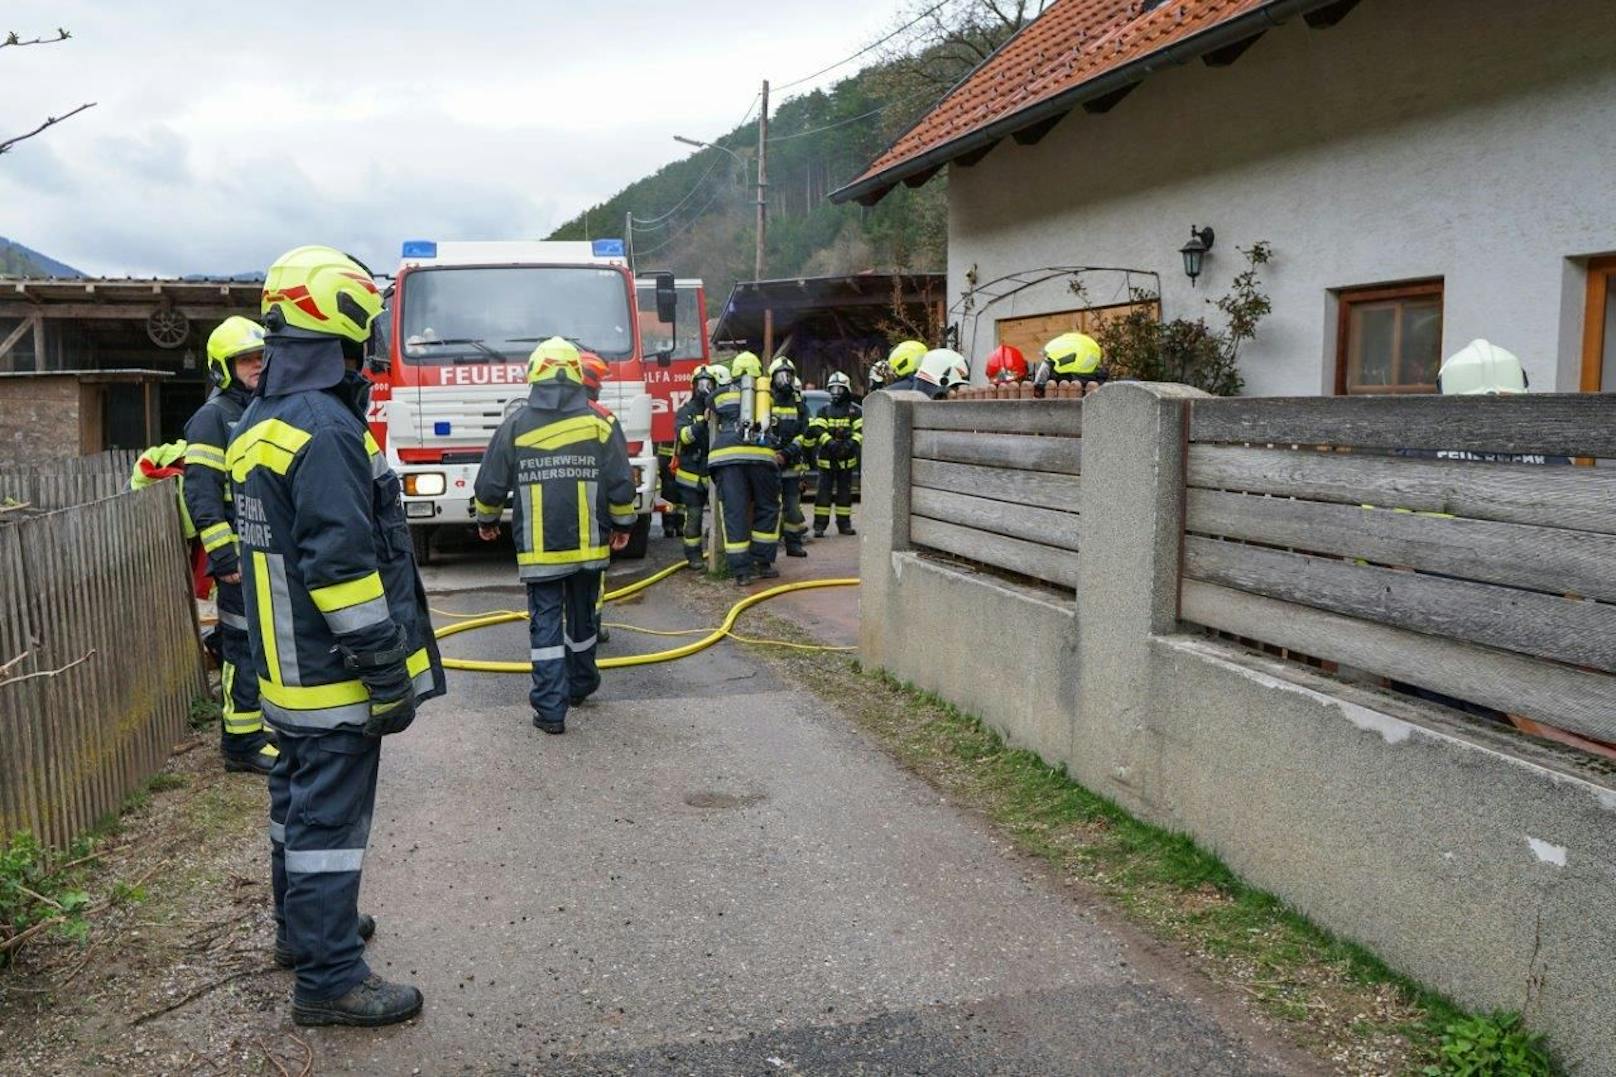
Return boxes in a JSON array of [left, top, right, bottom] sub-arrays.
[[433, 562, 858, 672]]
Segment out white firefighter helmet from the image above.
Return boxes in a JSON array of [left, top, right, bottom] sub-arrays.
[[917, 348, 968, 388], [1438, 339, 1527, 395]]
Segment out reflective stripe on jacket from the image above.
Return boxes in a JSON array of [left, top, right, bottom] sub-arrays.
[[226, 388, 445, 736], [673, 396, 710, 486], [183, 386, 250, 578], [472, 385, 636, 581], [707, 388, 777, 467], [808, 400, 863, 471]]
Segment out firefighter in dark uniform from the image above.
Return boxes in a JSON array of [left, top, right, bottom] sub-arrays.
[[810, 371, 862, 536], [1031, 331, 1106, 396], [184, 316, 278, 775], [878, 339, 928, 393], [766, 355, 810, 557], [229, 245, 445, 1028], [707, 351, 781, 585], [672, 363, 721, 569], [579, 352, 624, 644], [473, 337, 636, 734], [656, 443, 683, 538]]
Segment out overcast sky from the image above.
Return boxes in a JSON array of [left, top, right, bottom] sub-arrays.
[[0, 1, 902, 277]]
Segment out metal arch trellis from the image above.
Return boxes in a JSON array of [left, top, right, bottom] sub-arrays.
[[948, 265, 1162, 359]]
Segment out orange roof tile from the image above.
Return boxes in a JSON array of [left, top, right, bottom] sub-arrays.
[[834, 0, 1345, 204]]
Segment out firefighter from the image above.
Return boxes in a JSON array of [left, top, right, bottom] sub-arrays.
[[229, 245, 445, 1027], [914, 348, 969, 400], [708, 351, 781, 585], [767, 355, 811, 557], [673, 364, 722, 568], [866, 358, 893, 394], [184, 316, 277, 775], [810, 371, 862, 536], [473, 337, 636, 734], [985, 343, 1029, 384], [879, 339, 929, 393], [1032, 331, 1106, 397]]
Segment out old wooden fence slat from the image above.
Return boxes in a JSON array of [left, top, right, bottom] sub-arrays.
[[1181, 581, 1616, 745], [912, 430, 1082, 475], [912, 398, 1084, 437], [1183, 535, 1616, 674], [1185, 488, 1616, 604], [1189, 393, 1616, 458], [1187, 445, 1616, 536], [912, 488, 1080, 553], [911, 459, 1082, 514], [911, 516, 1081, 589]]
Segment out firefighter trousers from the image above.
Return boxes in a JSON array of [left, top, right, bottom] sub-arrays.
[[528, 569, 603, 723], [814, 469, 855, 533], [658, 455, 684, 536], [712, 462, 780, 574], [680, 482, 708, 560], [780, 473, 807, 552], [270, 730, 380, 1001], [216, 580, 265, 749]]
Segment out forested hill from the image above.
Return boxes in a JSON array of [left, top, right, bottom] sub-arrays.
[[546, 61, 947, 292], [0, 237, 84, 278]]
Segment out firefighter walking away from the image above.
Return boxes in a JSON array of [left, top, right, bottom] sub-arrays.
[[707, 351, 782, 585]]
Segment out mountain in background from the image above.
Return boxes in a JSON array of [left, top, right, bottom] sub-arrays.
[[0, 236, 84, 278], [547, 60, 948, 299]]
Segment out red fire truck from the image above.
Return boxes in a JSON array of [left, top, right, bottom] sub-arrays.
[[365, 239, 679, 562]]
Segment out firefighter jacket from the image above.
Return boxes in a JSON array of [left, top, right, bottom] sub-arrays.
[[707, 382, 778, 468], [226, 371, 446, 737], [183, 384, 252, 581], [768, 388, 811, 476], [808, 399, 863, 471], [473, 380, 637, 581], [673, 394, 710, 488]]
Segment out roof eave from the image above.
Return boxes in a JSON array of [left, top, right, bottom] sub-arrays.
[[829, 0, 1349, 206]]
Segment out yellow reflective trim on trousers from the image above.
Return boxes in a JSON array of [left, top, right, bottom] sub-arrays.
[[707, 445, 776, 464], [253, 552, 281, 687], [515, 414, 610, 451], [228, 419, 313, 482], [723, 539, 749, 553], [518, 545, 608, 565], [259, 648, 431, 710], [308, 572, 385, 613]]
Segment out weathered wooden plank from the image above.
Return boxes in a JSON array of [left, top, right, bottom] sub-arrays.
[[911, 459, 1082, 514], [912, 398, 1083, 437], [912, 488, 1079, 553], [911, 516, 1081, 589], [1188, 445, 1616, 536], [912, 429, 1081, 475], [1186, 488, 1616, 603], [1190, 393, 1616, 458], [1183, 535, 1616, 673], [1181, 581, 1616, 745]]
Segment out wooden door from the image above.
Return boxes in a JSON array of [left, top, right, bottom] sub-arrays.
[[1581, 256, 1616, 393]]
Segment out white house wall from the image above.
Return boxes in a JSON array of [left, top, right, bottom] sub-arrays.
[[945, 0, 1616, 395]]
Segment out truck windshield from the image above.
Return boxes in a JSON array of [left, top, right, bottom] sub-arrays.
[[399, 266, 634, 363]]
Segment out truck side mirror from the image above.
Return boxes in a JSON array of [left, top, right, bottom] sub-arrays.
[[654, 272, 678, 324]]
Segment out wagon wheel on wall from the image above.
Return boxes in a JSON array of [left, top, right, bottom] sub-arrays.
[[146, 307, 190, 349]]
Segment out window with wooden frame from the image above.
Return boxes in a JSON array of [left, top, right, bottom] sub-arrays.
[[1334, 280, 1444, 395]]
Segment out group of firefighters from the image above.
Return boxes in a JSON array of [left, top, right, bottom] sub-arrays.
[[172, 245, 1132, 1032]]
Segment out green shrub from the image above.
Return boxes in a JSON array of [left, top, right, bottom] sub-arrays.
[[1424, 1012, 1553, 1076]]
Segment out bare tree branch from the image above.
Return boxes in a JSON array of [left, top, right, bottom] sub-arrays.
[[2, 28, 72, 49], [0, 102, 96, 156]]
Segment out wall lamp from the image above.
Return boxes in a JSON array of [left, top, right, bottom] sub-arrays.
[[1180, 226, 1215, 285]]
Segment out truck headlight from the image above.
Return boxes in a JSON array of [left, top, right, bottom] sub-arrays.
[[404, 472, 446, 497]]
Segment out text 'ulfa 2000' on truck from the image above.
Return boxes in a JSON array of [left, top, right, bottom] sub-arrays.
[[362, 238, 683, 562]]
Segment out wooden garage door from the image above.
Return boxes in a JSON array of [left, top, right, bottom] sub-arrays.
[[995, 300, 1159, 361]]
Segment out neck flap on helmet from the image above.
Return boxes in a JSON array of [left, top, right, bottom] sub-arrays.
[[258, 327, 349, 398], [528, 379, 586, 412]]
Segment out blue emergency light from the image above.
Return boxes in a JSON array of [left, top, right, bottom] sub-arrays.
[[434, 421, 452, 436], [402, 239, 438, 258], [591, 238, 626, 258]]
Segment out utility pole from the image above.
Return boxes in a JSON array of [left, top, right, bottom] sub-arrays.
[[625, 210, 634, 272], [755, 79, 769, 282]]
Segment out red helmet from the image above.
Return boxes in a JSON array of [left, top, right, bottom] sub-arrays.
[[985, 344, 1028, 383], [579, 352, 610, 397]]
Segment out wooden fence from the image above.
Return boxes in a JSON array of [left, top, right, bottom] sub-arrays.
[[1181, 393, 1616, 746], [0, 482, 206, 848], [908, 398, 1083, 589], [0, 450, 139, 512]]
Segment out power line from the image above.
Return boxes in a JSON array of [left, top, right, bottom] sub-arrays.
[[774, 0, 950, 92], [630, 153, 730, 227], [629, 181, 734, 258], [767, 93, 934, 143]]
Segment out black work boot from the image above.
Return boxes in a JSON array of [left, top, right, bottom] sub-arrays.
[[276, 913, 376, 968], [686, 551, 704, 569], [785, 545, 807, 558], [811, 527, 826, 538], [838, 524, 858, 536], [292, 974, 423, 1027], [754, 563, 781, 580], [598, 623, 611, 644], [533, 714, 565, 735], [732, 570, 754, 587], [223, 735, 279, 776]]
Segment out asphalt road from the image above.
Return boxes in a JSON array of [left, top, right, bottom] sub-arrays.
[[308, 526, 1316, 1075]]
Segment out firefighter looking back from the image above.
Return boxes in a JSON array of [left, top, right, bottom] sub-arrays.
[[473, 338, 636, 735], [228, 245, 445, 1028], [810, 371, 862, 536], [708, 351, 782, 585], [767, 355, 811, 558], [1032, 331, 1106, 396], [879, 339, 929, 393], [185, 316, 277, 776], [673, 363, 722, 569]]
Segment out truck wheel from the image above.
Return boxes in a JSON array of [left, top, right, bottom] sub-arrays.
[[411, 525, 434, 566], [613, 514, 651, 561]]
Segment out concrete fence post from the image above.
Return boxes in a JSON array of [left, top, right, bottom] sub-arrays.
[[1072, 381, 1207, 811], [856, 390, 921, 666]]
